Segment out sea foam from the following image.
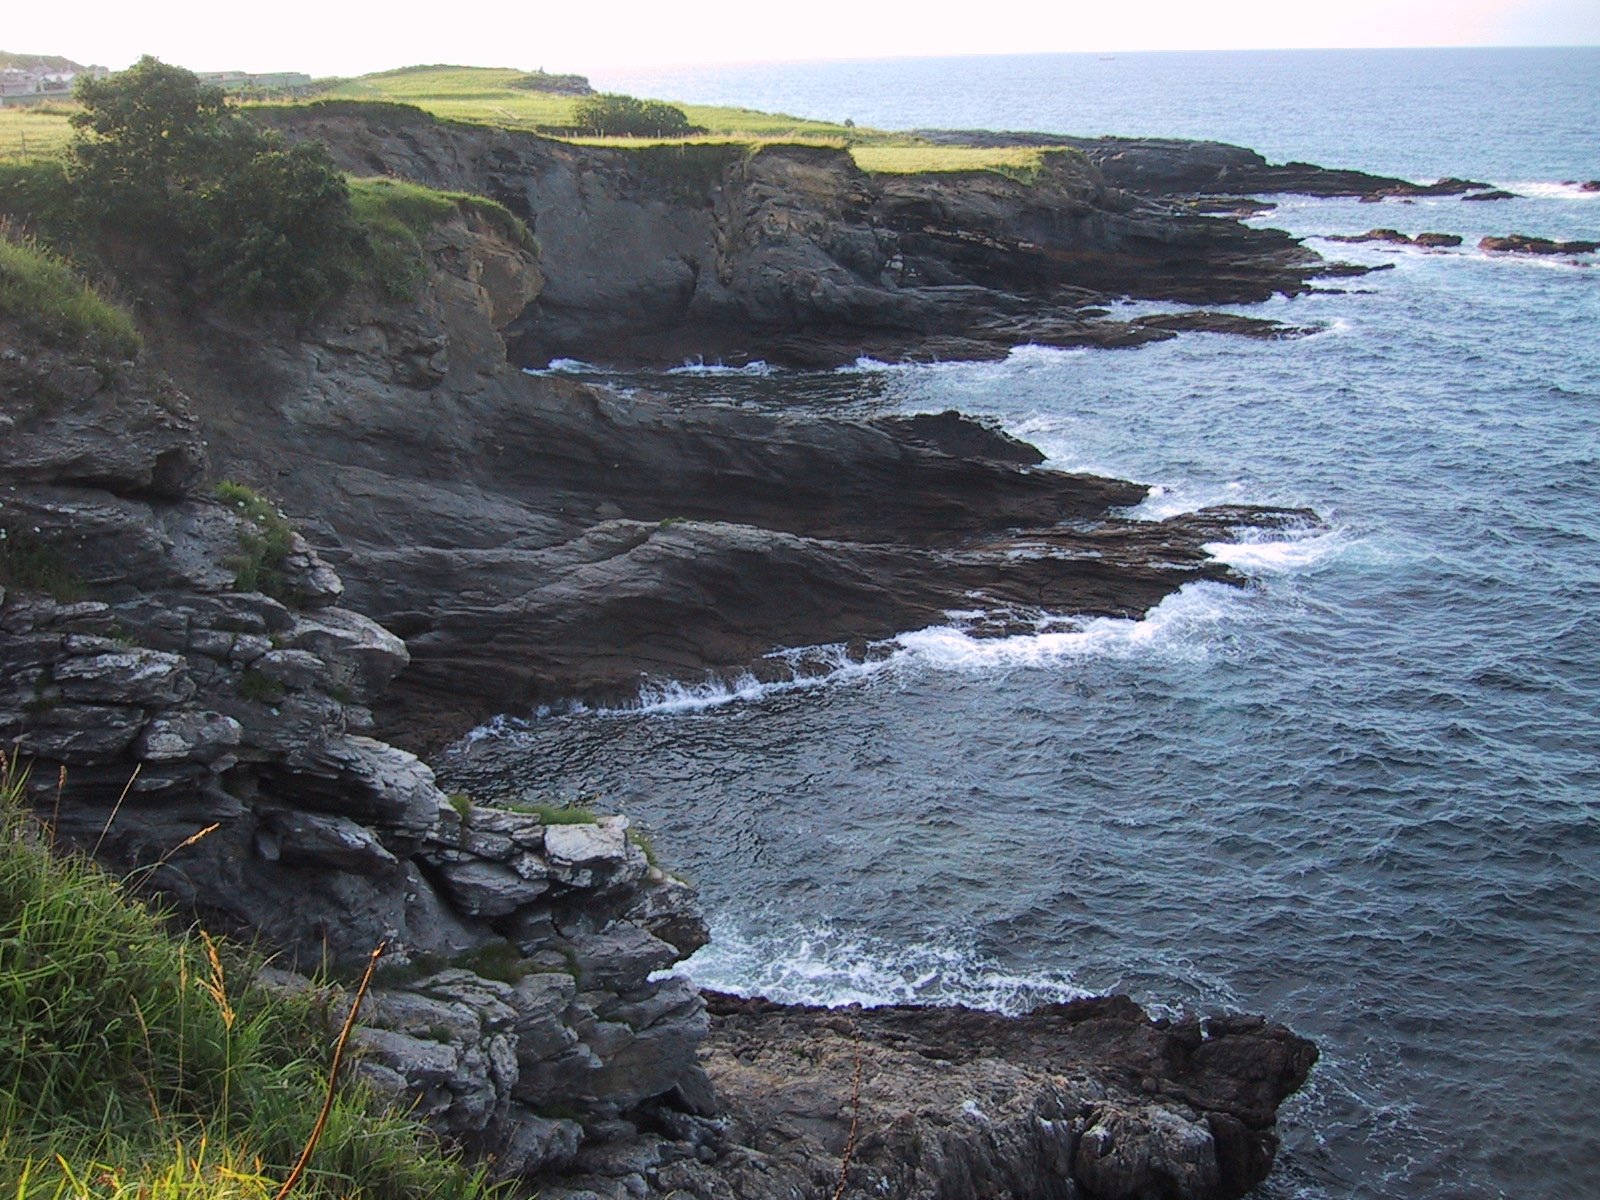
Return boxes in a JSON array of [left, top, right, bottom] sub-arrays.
[[671, 919, 1091, 1013]]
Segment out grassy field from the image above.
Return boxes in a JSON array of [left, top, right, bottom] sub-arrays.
[[851, 144, 1053, 179], [0, 105, 75, 161], [0, 66, 1059, 180], [311, 65, 1050, 176]]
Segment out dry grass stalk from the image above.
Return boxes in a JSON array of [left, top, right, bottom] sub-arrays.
[[272, 940, 387, 1200]]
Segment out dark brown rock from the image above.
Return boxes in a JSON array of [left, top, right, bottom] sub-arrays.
[[1326, 228, 1413, 244], [1462, 189, 1519, 201], [604, 993, 1316, 1200], [1413, 232, 1464, 248], [1479, 234, 1600, 255]]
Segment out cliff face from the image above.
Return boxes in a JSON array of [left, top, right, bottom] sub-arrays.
[[134, 198, 1311, 747], [0, 303, 710, 1178], [2, 138, 1322, 1196], [257, 106, 1325, 367]]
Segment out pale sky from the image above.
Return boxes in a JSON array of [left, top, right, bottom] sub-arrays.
[[6, 0, 1597, 76]]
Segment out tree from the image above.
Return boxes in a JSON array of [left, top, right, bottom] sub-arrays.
[[67, 57, 361, 313], [69, 57, 239, 236], [570, 93, 696, 138]]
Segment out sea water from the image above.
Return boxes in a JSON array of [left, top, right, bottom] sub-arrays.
[[446, 49, 1600, 1199]]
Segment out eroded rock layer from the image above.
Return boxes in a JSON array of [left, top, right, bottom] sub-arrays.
[[257, 104, 1328, 368]]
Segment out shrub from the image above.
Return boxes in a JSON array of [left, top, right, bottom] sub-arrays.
[[67, 57, 363, 316], [349, 177, 534, 299], [196, 140, 362, 313], [570, 93, 695, 138], [508, 70, 591, 95]]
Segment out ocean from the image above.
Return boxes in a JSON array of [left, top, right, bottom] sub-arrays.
[[442, 48, 1600, 1199]]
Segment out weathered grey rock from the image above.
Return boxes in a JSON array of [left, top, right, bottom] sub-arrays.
[[433, 858, 549, 916], [54, 649, 195, 706], [1076, 1105, 1221, 1200], [571, 925, 682, 993], [258, 810, 399, 872], [6, 702, 147, 763], [136, 710, 243, 763], [545, 818, 647, 891], [497, 1114, 584, 1177], [253, 648, 328, 691], [280, 607, 407, 700]]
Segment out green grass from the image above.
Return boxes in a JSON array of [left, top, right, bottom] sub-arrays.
[[302, 65, 1061, 179], [0, 105, 76, 162], [851, 144, 1053, 179], [347, 176, 532, 299], [0, 231, 140, 357], [502, 800, 598, 825], [215, 481, 297, 603], [0, 750, 498, 1200]]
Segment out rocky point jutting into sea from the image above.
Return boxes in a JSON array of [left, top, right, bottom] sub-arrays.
[[1, 97, 1509, 1197]]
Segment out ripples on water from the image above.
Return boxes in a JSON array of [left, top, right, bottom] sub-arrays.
[[451, 50, 1600, 1200]]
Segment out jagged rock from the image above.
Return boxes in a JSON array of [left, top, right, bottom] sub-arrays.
[[1480, 233, 1600, 255], [253, 648, 327, 691], [279, 607, 408, 700], [257, 107, 1324, 371], [1463, 188, 1518, 201], [497, 1113, 585, 1177], [1326, 227, 1413, 244], [908, 128, 1487, 200], [570, 925, 681, 992], [1075, 1104, 1222, 1199], [626, 994, 1317, 1200], [1413, 232, 1463, 248], [136, 710, 243, 763], [257, 810, 399, 872], [544, 818, 647, 891], [0, 349, 204, 498], [0, 125, 1328, 1194], [433, 858, 549, 916]]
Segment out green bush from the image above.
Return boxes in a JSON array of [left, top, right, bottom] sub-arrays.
[[0, 751, 496, 1200], [0, 232, 140, 358], [67, 57, 363, 316], [508, 71, 591, 95], [570, 93, 696, 138], [215, 481, 297, 603]]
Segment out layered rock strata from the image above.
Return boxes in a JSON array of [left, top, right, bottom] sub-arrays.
[[257, 104, 1328, 368], [2, 138, 1327, 1195], [0, 314, 708, 1178]]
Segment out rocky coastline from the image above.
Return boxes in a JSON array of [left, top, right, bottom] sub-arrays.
[[0, 117, 1412, 1197]]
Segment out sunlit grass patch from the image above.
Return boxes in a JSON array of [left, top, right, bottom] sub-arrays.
[[850, 144, 1052, 179], [0, 231, 140, 356]]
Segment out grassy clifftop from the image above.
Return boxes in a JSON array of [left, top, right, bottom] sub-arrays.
[[3, 63, 1066, 180], [297, 65, 1061, 178]]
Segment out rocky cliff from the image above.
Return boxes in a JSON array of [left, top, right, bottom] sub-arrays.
[[257, 104, 1328, 368], [909, 128, 1491, 201], [0, 306, 711, 1177], [128, 198, 1313, 746], [2, 130, 1323, 1197]]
